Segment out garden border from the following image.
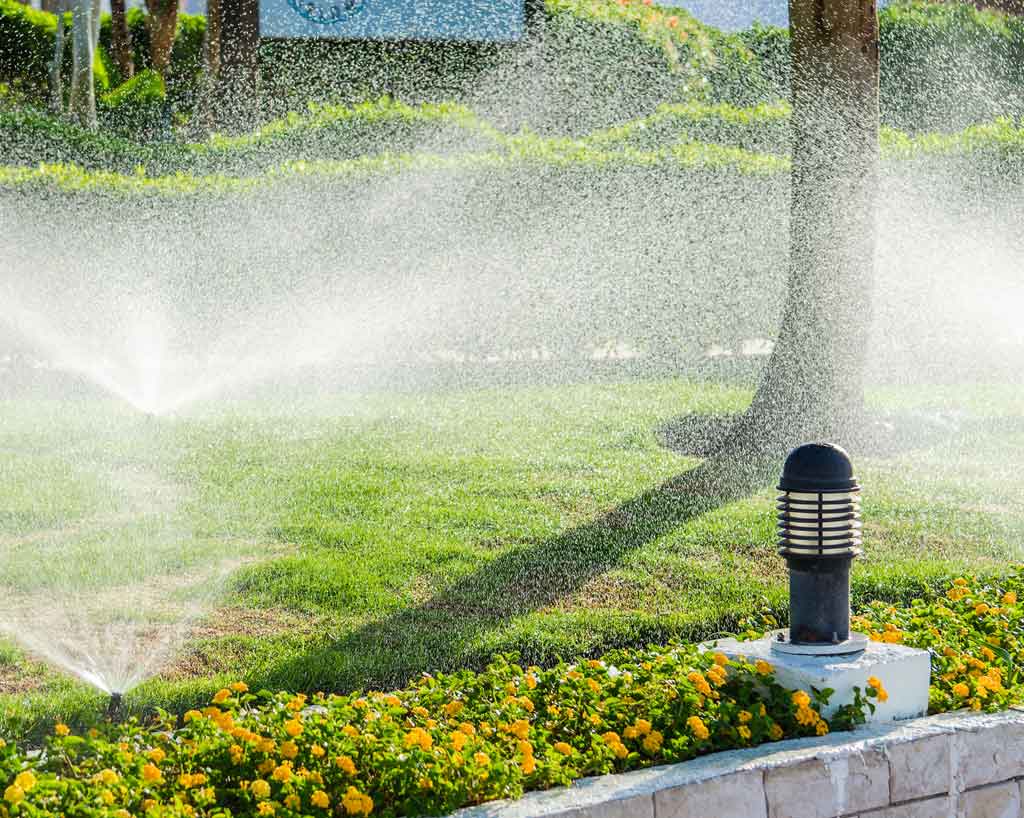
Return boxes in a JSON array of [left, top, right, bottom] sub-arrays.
[[452, 709, 1024, 818]]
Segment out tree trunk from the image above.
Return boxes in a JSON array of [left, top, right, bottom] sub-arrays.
[[68, 0, 97, 129], [49, 0, 66, 115], [722, 0, 879, 458], [145, 0, 180, 76], [193, 0, 222, 133], [110, 0, 135, 82], [213, 0, 260, 132]]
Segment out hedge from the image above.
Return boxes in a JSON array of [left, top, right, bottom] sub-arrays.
[[0, 571, 1018, 817], [0, 98, 506, 176], [742, 1, 1024, 133], [0, 0, 109, 100]]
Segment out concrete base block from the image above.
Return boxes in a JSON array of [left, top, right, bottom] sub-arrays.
[[707, 636, 931, 722]]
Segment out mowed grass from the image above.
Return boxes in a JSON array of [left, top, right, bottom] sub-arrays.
[[0, 379, 1022, 741]]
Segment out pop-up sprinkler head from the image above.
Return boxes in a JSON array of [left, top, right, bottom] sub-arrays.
[[106, 692, 124, 722], [772, 442, 867, 656]]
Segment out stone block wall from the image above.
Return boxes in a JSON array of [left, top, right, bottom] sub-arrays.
[[453, 710, 1024, 818]]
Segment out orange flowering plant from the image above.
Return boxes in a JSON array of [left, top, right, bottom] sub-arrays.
[[0, 648, 846, 818]]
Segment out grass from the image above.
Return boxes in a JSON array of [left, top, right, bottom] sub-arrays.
[[0, 379, 1022, 742]]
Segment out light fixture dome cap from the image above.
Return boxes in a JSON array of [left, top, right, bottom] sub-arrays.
[[778, 442, 859, 493]]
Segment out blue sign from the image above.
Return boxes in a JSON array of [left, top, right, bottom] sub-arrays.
[[260, 0, 525, 41]]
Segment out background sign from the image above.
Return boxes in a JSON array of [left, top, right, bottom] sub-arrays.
[[260, 0, 526, 41]]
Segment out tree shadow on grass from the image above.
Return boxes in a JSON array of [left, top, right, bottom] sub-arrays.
[[250, 451, 779, 694]]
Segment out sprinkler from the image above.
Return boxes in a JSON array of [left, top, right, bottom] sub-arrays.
[[105, 692, 125, 722], [772, 442, 867, 656]]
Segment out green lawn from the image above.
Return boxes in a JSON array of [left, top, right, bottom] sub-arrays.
[[0, 379, 1021, 741]]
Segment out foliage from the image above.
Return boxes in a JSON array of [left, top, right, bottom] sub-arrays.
[[854, 572, 1024, 715], [0, 570, 1021, 815], [741, 0, 1024, 132], [0, 650, 848, 817], [100, 69, 167, 139], [0, 0, 109, 99]]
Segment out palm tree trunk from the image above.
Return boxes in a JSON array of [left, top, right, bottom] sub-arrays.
[[49, 0, 66, 115], [145, 0, 180, 77], [68, 0, 97, 129], [110, 0, 135, 81], [720, 0, 879, 458]]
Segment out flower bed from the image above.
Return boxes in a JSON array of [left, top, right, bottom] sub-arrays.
[[1, 570, 1022, 817]]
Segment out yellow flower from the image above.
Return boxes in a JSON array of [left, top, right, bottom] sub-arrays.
[[611, 741, 628, 759], [792, 690, 811, 708], [954, 577, 968, 586], [508, 720, 530, 740], [796, 706, 819, 726], [342, 725, 359, 738], [634, 719, 652, 736], [755, 659, 774, 675], [336, 755, 357, 775], [553, 742, 573, 756], [284, 719, 303, 738], [975, 603, 990, 616], [274, 739, 297, 759], [285, 794, 301, 810], [184, 710, 203, 723], [14, 772, 37, 792], [458, 722, 476, 735], [525, 674, 537, 690], [737, 710, 752, 724], [272, 763, 292, 783], [474, 751, 491, 765], [230, 744, 245, 764], [343, 787, 374, 816], [143, 799, 158, 811], [404, 727, 433, 751], [521, 754, 537, 774], [713, 652, 729, 666], [257, 802, 275, 816], [769, 723, 783, 741], [231, 681, 249, 693], [686, 716, 709, 741], [310, 743, 325, 758], [4, 785, 24, 805], [953, 682, 970, 698], [451, 731, 469, 751], [642, 731, 663, 754], [867, 676, 882, 690], [587, 678, 601, 693], [816, 721, 829, 736], [601, 731, 621, 745], [212, 688, 232, 705], [142, 764, 163, 783], [738, 725, 752, 740], [54, 723, 70, 737], [383, 694, 402, 707], [251, 779, 271, 799], [100, 790, 115, 805], [312, 790, 330, 809], [95, 769, 118, 786], [443, 701, 464, 717], [623, 726, 640, 740], [1002, 591, 1017, 605], [148, 748, 166, 764]]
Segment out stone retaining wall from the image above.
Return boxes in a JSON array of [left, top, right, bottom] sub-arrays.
[[453, 710, 1024, 818]]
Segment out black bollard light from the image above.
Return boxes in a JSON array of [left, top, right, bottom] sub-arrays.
[[773, 442, 867, 655], [106, 692, 125, 722]]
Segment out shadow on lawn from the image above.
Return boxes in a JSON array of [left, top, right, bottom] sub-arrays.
[[252, 451, 779, 693]]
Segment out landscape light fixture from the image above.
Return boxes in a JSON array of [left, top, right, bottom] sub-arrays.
[[772, 442, 868, 656]]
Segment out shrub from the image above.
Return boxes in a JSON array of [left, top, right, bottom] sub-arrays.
[[100, 68, 167, 139], [0, 0, 109, 101], [0, 571, 1021, 816], [0, 652, 851, 817], [739, 1, 1024, 132]]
